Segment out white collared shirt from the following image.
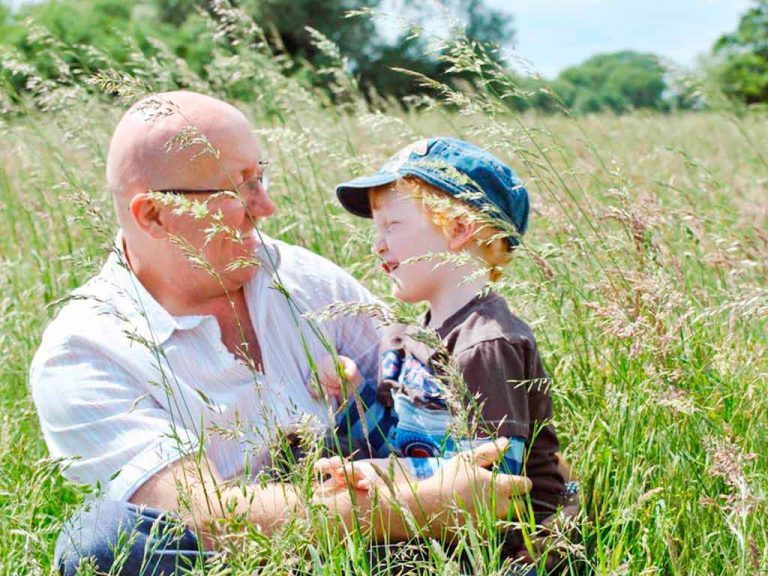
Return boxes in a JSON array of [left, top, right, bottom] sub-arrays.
[[30, 234, 379, 501]]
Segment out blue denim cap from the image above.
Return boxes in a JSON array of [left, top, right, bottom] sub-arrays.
[[335, 137, 529, 246]]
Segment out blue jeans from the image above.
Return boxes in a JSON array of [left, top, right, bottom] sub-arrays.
[[55, 500, 212, 575]]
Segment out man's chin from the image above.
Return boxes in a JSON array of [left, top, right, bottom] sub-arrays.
[[240, 233, 261, 254], [218, 260, 260, 288]]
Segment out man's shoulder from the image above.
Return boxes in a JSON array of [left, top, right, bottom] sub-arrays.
[[31, 258, 145, 369], [446, 292, 536, 356]]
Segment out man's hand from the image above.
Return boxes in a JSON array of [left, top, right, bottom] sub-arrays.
[[313, 354, 362, 403]]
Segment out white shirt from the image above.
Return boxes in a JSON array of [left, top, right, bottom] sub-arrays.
[[30, 234, 379, 501]]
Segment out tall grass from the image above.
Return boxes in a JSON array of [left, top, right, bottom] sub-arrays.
[[1, 5, 766, 575]]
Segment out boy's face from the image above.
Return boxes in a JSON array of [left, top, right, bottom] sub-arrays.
[[370, 186, 452, 303]]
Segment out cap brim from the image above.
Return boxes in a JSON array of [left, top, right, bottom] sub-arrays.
[[336, 173, 400, 218]]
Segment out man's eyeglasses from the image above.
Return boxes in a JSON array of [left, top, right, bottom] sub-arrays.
[[153, 160, 270, 196]]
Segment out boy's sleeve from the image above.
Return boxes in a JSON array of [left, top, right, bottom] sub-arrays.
[[453, 337, 549, 441]]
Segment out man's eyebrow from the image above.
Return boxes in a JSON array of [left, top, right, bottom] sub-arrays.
[[238, 161, 269, 183]]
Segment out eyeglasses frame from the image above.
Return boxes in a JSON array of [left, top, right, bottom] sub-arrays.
[[152, 160, 271, 196]]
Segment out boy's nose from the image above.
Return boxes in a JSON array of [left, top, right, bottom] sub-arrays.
[[372, 235, 386, 256]]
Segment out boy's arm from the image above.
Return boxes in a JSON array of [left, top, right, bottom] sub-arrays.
[[455, 339, 580, 566], [453, 338, 533, 443], [321, 440, 532, 540]]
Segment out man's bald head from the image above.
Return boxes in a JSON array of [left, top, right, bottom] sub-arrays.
[[106, 91, 274, 304], [107, 91, 260, 225]]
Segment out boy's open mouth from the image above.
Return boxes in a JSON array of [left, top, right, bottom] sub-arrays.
[[381, 261, 399, 274]]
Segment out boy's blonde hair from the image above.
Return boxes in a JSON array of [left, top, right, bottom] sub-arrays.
[[370, 176, 512, 282]]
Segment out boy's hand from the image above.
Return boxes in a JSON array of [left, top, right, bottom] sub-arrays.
[[313, 355, 362, 403], [315, 456, 373, 491], [432, 438, 532, 522]]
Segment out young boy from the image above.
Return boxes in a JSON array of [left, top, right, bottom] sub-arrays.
[[319, 138, 572, 552]]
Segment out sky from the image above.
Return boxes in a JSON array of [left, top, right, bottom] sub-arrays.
[[380, 0, 752, 78], [487, 0, 752, 78]]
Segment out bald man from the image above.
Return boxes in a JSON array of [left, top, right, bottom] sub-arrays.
[[30, 91, 529, 575]]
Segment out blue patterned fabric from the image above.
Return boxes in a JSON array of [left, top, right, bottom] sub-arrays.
[[334, 377, 398, 458], [335, 347, 524, 476]]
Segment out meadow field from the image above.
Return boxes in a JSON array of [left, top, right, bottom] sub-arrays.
[[1, 26, 767, 575]]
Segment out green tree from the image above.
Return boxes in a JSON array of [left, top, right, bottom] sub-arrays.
[[712, 0, 768, 104], [557, 51, 668, 113], [225, 0, 515, 103], [154, 0, 197, 26], [0, 0, 215, 104], [462, 0, 514, 47], [355, 0, 515, 103], [0, 0, 516, 105]]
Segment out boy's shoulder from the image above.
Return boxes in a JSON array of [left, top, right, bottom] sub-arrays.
[[379, 292, 538, 364], [438, 291, 537, 357]]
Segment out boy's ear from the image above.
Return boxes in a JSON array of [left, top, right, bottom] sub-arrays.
[[130, 193, 168, 239], [447, 217, 476, 251]]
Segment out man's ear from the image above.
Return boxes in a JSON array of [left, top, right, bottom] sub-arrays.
[[447, 217, 477, 252], [130, 193, 167, 239]]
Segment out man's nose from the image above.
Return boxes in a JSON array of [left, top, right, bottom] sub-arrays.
[[244, 182, 275, 218]]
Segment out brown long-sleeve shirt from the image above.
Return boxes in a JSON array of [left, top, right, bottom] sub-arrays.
[[433, 291, 566, 516]]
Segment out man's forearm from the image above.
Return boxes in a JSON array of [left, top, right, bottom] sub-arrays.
[[129, 455, 432, 545], [129, 456, 304, 547], [130, 441, 529, 547]]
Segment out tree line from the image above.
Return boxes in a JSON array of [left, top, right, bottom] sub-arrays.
[[0, 0, 765, 114]]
